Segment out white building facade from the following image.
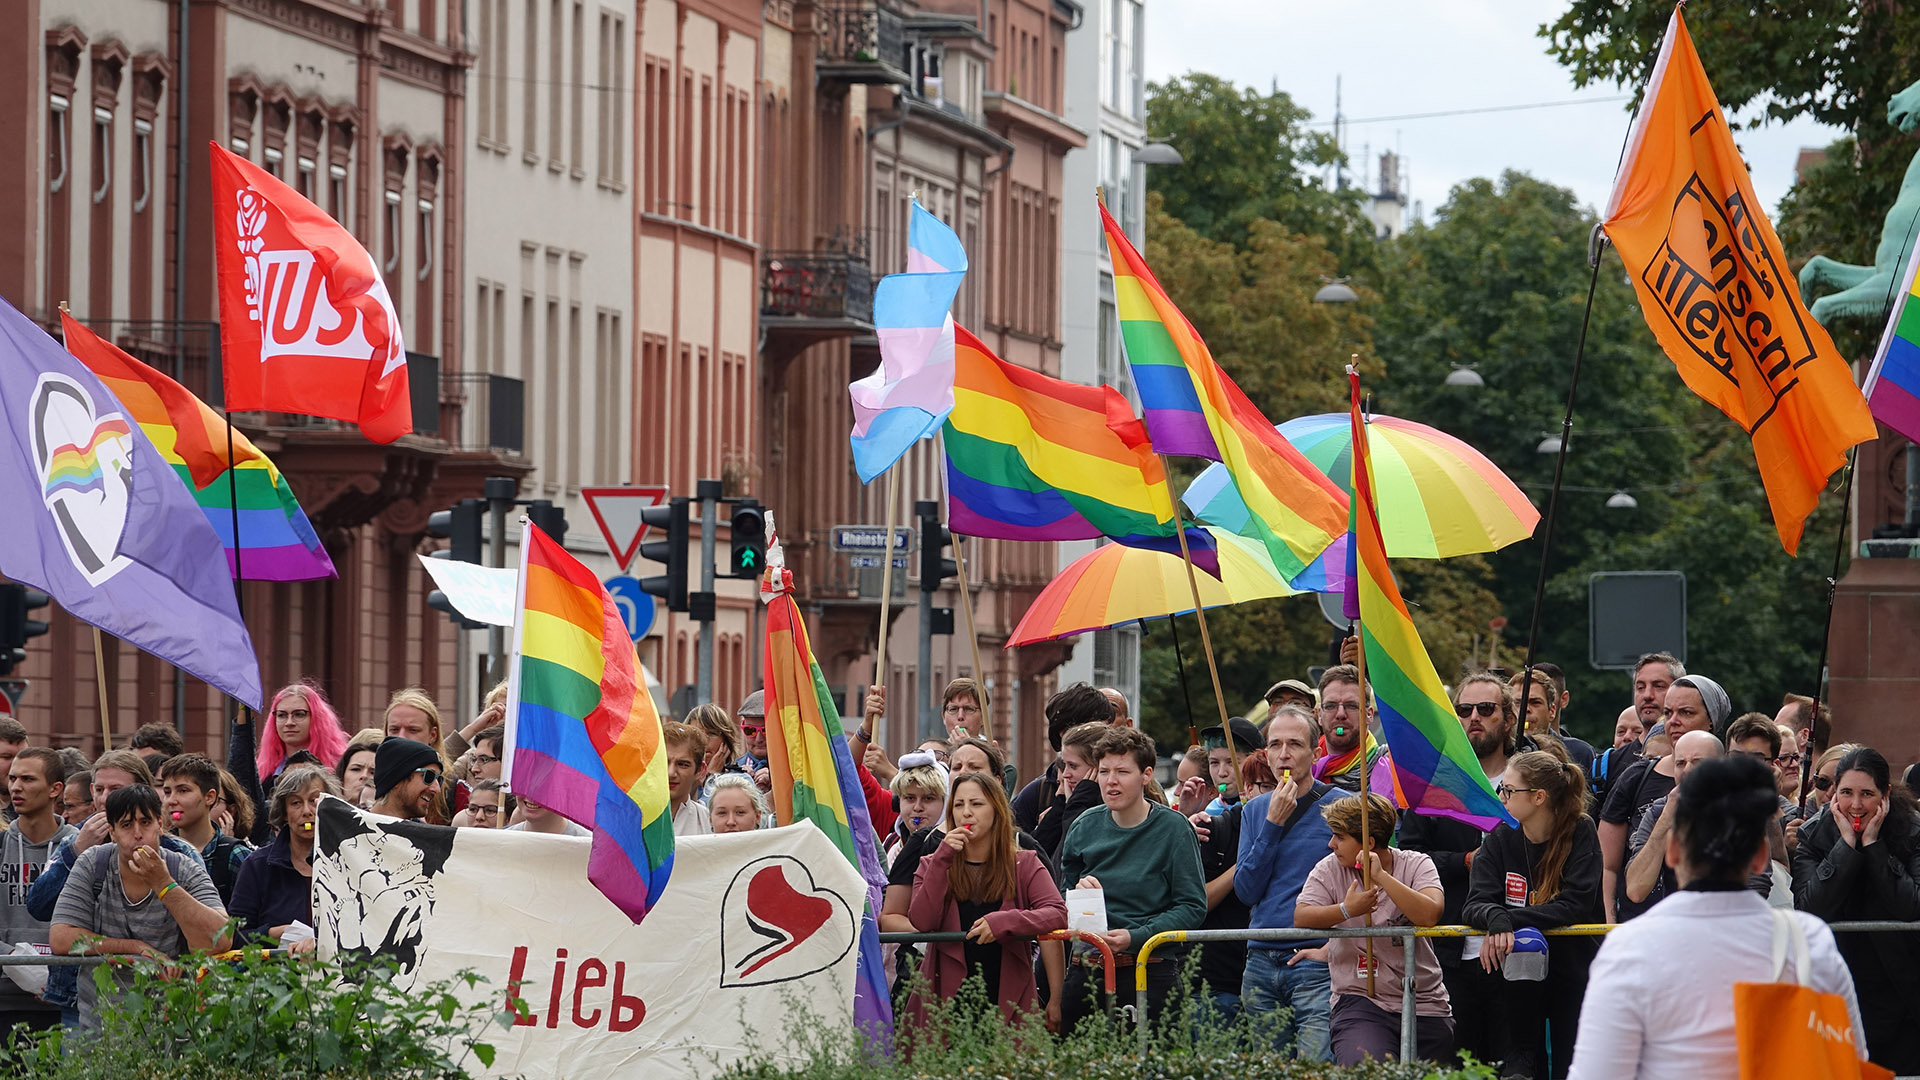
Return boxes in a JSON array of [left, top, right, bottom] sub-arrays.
[[1054, 0, 1145, 714]]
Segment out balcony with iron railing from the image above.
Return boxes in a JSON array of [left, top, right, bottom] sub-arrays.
[[78, 321, 525, 458], [814, 0, 909, 85], [761, 243, 876, 356]]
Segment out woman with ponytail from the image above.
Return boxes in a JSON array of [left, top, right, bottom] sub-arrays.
[[1791, 744, 1920, 1073], [1566, 754, 1864, 1079], [1462, 750, 1602, 1079], [228, 680, 349, 843]]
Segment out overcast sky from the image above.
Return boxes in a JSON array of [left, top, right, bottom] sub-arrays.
[[1143, 0, 1845, 223]]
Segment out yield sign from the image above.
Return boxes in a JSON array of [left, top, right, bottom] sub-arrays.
[[580, 485, 669, 572]]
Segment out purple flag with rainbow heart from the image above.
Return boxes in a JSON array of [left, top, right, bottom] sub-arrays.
[[0, 296, 262, 708]]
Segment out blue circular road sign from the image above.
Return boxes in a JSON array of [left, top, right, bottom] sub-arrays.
[[604, 576, 655, 642]]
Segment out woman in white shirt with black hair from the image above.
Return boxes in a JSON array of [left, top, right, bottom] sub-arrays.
[[1567, 754, 1865, 1080]]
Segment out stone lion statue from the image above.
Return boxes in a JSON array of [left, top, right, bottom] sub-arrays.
[[1796, 79, 1920, 325]]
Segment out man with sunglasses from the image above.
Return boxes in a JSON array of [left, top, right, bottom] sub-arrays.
[[371, 738, 444, 822], [1313, 666, 1386, 794], [734, 690, 772, 792]]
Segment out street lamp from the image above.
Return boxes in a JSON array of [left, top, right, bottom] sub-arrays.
[[1443, 364, 1484, 389], [1132, 142, 1185, 166], [1537, 434, 1563, 455], [1313, 278, 1359, 304], [1606, 490, 1638, 510]]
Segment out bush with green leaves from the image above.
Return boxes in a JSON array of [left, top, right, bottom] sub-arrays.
[[710, 968, 1496, 1080], [0, 948, 516, 1080]]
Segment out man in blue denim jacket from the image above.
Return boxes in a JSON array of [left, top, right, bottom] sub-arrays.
[[1235, 705, 1335, 1061]]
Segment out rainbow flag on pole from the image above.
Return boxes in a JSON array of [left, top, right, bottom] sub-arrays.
[[1865, 233, 1920, 444], [1098, 202, 1348, 580], [942, 324, 1216, 570], [764, 582, 891, 1037], [1347, 369, 1511, 831], [61, 313, 334, 582], [505, 521, 674, 923]]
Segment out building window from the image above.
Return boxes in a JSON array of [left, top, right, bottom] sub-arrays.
[[569, 1, 583, 171], [90, 106, 112, 205], [524, 0, 540, 156], [327, 111, 355, 222], [548, 0, 563, 162], [383, 189, 402, 274]]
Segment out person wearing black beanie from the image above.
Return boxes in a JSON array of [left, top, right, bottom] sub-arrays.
[[372, 738, 443, 821]]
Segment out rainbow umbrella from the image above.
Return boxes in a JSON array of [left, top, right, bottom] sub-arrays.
[[1007, 527, 1301, 646], [1185, 412, 1537, 591]]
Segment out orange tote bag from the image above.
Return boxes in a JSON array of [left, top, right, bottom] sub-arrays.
[[1734, 910, 1891, 1080]]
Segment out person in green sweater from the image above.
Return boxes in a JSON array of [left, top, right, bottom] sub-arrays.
[[1059, 725, 1206, 1033]]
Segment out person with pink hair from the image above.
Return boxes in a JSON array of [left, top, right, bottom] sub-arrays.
[[227, 680, 349, 843]]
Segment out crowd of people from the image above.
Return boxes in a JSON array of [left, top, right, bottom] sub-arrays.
[[0, 654, 1911, 1079]]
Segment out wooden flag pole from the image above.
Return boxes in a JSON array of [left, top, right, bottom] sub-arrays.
[[933, 430, 991, 730], [1162, 458, 1240, 785], [92, 627, 112, 750], [873, 467, 902, 697]]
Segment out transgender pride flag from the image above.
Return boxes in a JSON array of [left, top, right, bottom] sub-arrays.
[[848, 201, 968, 483], [1864, 233, 1920, 445]]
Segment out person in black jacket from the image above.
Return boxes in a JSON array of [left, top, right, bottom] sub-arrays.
[[1400, 672, 1516, 1070], [1791, 745, 1920, 1074], [1463, 750, 1602, 1080], [1032, 721, 1107, 873], [1011, 685, 1112, 835]]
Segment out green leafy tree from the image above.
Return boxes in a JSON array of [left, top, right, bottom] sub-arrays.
[[1144, 74, 1376, 271], [1373, 171, 1839, 733], [1541, 1, 1920, 354]]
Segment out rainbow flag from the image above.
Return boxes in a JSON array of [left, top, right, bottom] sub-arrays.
[[1347, 369, 1511, 831], [506, 522, 674, 923], [61, 313, 335, 582], [1098, 202, 1348, 580], [1865, 232, 1920, 445], [764, 585, 891, 1037], [942, 324, 1217, 571]]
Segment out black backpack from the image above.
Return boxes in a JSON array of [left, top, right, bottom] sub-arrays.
[[203, 833, 251, 906]]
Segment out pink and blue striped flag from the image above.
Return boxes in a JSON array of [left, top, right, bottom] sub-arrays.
[[849, 201, 968, 483], [1865, 233, 1920, 444]]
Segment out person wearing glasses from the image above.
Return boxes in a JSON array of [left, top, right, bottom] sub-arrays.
[[1399, 671, 1516, 1070], [1463, 749, 1602, 1079], [370, 738, 444, 822], [733, 690, 771, 791], [452, 778, 508, 827], [1312, 666, 1386, 794], [1772, 723, 1803, 804], [227, 680, 351, 843], [229, 763, 341, 951]]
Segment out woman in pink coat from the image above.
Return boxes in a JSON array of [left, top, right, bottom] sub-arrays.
[[909, 770, 1067, 1021]]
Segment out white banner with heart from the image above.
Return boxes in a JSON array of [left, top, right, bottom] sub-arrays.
[[312, 798, 864, 1080]]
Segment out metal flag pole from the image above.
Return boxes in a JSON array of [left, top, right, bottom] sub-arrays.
[[1161, 616, 1198, 748], [934, 430, 990, 724], [1161, 464, 1241, 785]]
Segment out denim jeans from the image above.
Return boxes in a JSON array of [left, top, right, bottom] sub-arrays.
[[1240, 948, 1331, 1061]]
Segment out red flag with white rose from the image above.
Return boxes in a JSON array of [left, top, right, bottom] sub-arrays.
[[209, 141, 412, 443]]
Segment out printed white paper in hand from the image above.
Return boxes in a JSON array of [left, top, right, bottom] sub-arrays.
[[1065, 888, 1107, 935], [416, 555, 518, 627]]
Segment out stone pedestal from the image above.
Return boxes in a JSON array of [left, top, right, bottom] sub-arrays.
[[1828, 556, 1920, 769]]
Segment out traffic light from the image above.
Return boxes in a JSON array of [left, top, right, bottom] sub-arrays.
[[729, 499, 766, 579], [425, 498, 485, 629], [916, 500, 955, 593], [0, 583, 52, 676], [525, 499, 568, 546], [639, 496, 690, 612], [426, 498, 485, 563]]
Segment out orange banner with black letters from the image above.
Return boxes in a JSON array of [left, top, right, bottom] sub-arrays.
[[1603, 7, 1875, 554]]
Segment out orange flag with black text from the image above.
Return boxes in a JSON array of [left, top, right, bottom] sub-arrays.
[[1603, 7, 1875, 554]]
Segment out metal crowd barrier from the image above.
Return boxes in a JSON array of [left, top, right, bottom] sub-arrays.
[[1132, 921, 1920, 1062], [879, 928, 1117, 996]]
